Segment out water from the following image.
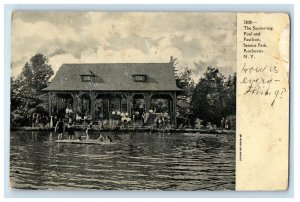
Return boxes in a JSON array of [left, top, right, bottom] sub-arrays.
[[10, 131, 235, 190]]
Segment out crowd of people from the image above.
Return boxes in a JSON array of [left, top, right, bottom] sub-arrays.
[[193, 117, 233, 130], [104, 109, 172, 130], [23, 113, 49, 127], [21, 106, 173, 132], [220, 117, 232, 130], [16, 103, 234, 132]]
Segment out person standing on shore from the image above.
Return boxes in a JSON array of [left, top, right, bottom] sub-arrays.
[[221, 118, 225, 129], [55, 118, 64, 140], [225, 118, 231, 130]]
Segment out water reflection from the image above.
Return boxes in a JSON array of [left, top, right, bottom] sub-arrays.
[[10, 131, 235, 190]]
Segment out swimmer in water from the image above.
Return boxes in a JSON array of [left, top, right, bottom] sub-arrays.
[[85, 122, 92, 141], [67, 120, 75, 141], [55, 118, 64, 140], [97, 134, 104, 142], [105, 135, 113, 143]]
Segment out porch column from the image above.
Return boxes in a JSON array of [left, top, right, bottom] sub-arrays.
[[168, 99, 171, 114], [172, 92, 177, 127], [145, 93, 150, 112], [81, 97, 83, 113], [119, 96, 122, 112], [48, 92, 53, 119], [126, 93, 132, 117], [90, 92, 96, 121], [87, 99, 90, 113], [71, 93, 78, 116], [56, 95, 58, 113], [57, 97, 61, 112], [108, 98, 111, 119]]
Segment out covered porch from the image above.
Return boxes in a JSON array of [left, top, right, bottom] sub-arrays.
[[48, 91, 177, 127]]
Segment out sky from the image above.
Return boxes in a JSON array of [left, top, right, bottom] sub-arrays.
[[11, 12, 237, 81]]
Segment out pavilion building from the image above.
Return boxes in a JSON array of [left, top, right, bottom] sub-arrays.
[[43, 63, 181, 126]]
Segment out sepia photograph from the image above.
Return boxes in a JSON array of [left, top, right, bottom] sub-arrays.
[[10, 12, 237, 190]]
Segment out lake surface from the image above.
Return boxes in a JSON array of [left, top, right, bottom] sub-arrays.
[[10, 131, 235, 190]]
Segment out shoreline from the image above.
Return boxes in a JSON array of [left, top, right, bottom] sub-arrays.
[[10, 127, 235, 134]]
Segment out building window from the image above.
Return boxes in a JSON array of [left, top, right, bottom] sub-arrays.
[[133, 75, 147, 82], [81, 75, 92, 82]]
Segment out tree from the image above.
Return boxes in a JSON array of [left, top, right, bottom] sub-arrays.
[[191, 66, 236, 126], [17, 54, 53, 95], [175, 67, 195, 127], [11, 54, 54, 126], [11, 77, 22, 111], [176, 67, 194, 97], [169, 55, 178, 71], [223, 73, 236, 116], [169, 56, 196, 127]]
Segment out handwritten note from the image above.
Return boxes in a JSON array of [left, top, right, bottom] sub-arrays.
[[240, 63, 287, 106]]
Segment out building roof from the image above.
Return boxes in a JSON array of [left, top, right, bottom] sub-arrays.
[[43, 63, 181, 92]]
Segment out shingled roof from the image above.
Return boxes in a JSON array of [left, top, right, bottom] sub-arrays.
[[43, 63, 181, 91]]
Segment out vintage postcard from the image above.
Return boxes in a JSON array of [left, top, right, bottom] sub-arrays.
[[9, 12, 289, 191]]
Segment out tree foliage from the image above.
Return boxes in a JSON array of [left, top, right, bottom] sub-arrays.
[[191, 66, 236, 126], [11, 54, 54, 126], [171, 56, 195, 126], [17, 54, 53, 95]]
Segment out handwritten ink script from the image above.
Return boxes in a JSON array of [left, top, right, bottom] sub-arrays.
[[240, 19, 287, 106], [240, 63, 287, 106]]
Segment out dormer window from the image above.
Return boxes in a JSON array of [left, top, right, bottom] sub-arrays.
[[133, 74, 147, 82], [81, 70, 97, 82], [81, 75, 92, 82]]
